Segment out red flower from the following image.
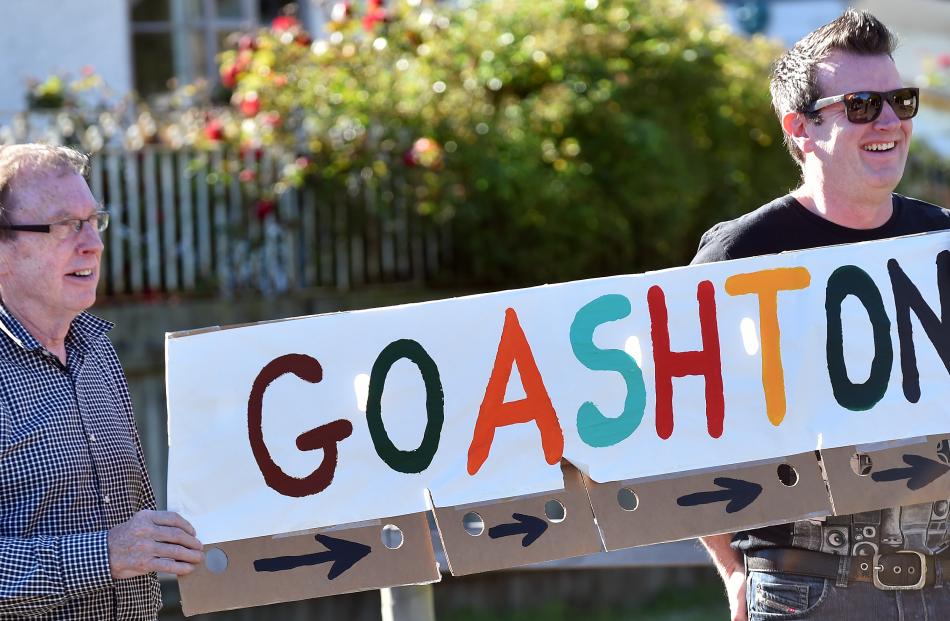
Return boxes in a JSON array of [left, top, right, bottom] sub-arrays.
[[938, 53, 950, 70], [238, 34, 257, 52], [255, 199, 276, 220], [220, 63, 240, 89], [271, 15, 299, 32], [362, 1, 387, 31], [204, 118, 224, 141], [239, 168, 256, 183], [239, 91, 261, 117]]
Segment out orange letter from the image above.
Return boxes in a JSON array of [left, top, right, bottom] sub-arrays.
[[467, 308, 564, 475], [725, 267, 811, 425]]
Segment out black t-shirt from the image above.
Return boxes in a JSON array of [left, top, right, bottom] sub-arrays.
[[691, 192, 950, 553]]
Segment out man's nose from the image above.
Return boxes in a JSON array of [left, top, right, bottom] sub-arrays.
[[77, 220, 105, 254], [873, 101, 903, 129]]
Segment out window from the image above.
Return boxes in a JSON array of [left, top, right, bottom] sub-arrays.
[[131, 0, 303, 97]]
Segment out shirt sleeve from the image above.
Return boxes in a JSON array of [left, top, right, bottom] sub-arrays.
[[0, 530, 112, 616], [690, 223, 733, 265]]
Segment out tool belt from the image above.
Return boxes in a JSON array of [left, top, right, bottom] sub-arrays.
[[746, 548, 950, 591]]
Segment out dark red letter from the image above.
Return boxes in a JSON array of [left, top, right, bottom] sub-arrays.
[[648, 281, 725, 439], [247, 353, 353, 497]]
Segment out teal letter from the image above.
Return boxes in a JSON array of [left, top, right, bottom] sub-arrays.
[[570, 294, 646, 447]]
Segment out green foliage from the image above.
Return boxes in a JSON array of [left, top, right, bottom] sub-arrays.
[[214, 0, 798, 285]]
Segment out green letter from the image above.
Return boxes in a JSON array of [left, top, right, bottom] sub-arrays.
[[825, 265, 893, 411], [366, 339, 444, 473]]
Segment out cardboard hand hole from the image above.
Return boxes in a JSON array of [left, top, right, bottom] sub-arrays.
[[777, 463, 798, 487], [544, 499, 566, 523], [205, 548, 228, 574], [617, 488, 639, 511], [381, 524, 404, 549], [462, 512, 485, 536], [850, 453, 873, 476]]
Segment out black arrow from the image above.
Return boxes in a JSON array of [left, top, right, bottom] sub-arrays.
[[488, 512, 548, 547], [870, 454, 950, 491], [676, 477, 763, 514], [253, 534, 371, 579]]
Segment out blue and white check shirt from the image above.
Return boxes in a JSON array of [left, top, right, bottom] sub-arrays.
[[0, 305, 161, 619]]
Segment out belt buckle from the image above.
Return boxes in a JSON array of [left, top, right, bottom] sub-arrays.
[[872, 551, 927, 590]]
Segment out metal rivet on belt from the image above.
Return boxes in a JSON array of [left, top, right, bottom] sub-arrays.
[[860, 562, 870, 571], [908, 567, 916, 574], [894, 567, 902, 574]]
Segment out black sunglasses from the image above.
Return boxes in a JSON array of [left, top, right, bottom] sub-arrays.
[[806, 87, 919, 124]]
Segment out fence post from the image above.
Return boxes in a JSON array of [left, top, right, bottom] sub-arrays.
[[380, 585, 436, 621]]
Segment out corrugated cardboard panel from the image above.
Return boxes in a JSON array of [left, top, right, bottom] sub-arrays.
[[178, 512, 439, 616], [432, 463, 603, 576], [822, 434, 950, 516], [585, 452, 832, 550]]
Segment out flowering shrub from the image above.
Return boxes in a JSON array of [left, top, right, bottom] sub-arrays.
[[205, 0, 804, 284], [5, 0, 811, 286]]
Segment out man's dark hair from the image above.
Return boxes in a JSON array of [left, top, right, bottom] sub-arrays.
[[770, 9, 898, 165]]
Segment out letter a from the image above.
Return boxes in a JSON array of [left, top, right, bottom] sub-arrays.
[[467, 308, 564, 475]]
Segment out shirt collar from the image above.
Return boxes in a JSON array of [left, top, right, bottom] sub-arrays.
[[0, 305, 112, 355]]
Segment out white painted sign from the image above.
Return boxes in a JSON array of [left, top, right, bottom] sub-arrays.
[[167, 232, 950, 544]]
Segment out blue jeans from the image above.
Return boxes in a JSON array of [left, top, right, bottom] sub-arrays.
[[747, 570, 950, 620]]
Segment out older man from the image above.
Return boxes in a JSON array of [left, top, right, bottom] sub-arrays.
[[693, 10, 950, 621], [0, 144, 203, 619]]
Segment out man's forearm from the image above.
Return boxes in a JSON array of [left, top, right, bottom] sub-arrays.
[[0, 532, 112, 615], [700, 533, 743, 581]]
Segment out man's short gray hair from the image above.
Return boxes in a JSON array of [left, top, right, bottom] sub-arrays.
[[0, 144, 90, 239]]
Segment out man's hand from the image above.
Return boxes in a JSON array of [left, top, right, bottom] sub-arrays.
[[107, 510, 204, 579]]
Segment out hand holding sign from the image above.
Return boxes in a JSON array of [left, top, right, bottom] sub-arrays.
[[108, 510, 204, 579]]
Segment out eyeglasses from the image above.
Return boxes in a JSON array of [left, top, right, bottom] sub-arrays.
[[806, 87, 919, 124], [0, 210, 110, 240]]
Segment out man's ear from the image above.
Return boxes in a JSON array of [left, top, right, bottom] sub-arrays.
[[782, 110, 813, 155]]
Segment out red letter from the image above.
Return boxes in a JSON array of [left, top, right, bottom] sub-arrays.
[[467, 308, 564, 475], [648, 281, 724, 439], [247, 354, 353, 497]]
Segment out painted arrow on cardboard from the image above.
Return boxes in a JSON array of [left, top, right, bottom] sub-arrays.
[[870, 455, 950, 491], [488, 513, 548, 547], [253, 534, 372, 579], [676, 477, 763, 514]]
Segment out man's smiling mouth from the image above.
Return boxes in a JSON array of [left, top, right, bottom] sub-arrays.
[[863, 141, 895, 152]]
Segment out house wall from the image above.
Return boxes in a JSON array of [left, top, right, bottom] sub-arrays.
[[0, 0, 132, 116]]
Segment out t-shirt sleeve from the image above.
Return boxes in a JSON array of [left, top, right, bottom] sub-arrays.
[[690, 223, 733, 265]]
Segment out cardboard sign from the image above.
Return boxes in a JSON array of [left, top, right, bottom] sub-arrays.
[[167, 232, 950, 613]]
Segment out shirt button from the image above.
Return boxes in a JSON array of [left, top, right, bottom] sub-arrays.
[[103, 495, 110, 504], [88, 434, 96, 443]]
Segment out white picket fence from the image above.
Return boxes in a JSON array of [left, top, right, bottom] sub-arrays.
[[88, 147, 451, 297]]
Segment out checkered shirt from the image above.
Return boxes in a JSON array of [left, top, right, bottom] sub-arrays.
[[0, 305, 161, 619]]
